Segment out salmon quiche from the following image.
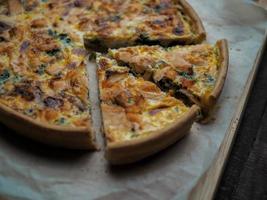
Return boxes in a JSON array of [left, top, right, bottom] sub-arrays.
[[16, 0, 205, 51], [0, 13, 95, 149], [97, 54, 199, 164], [108, 40, 229, 119], [0, 0, 229, 164]]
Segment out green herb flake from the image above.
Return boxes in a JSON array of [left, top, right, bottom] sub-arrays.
[[58, 33, 71, 45], [207, 75, 214, 82], [179, 71, 194, 80], [128, 98, 134, 104], [55, 117, 66, 125], [48, 29, 57, 38], [35, 64, 47, 75], [0, 69, 10, 84], [204, 73, 215, 85], [46, 48, 61, 56], [13, 74, 22, 83], [130, 132, 139, 138]]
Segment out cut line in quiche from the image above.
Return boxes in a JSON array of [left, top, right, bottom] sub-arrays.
[[97, 54, 200, 164], [0, 13, 96, 149], [108, 40, 229, 121]]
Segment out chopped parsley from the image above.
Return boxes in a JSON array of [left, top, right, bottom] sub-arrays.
[[204, 73, 215, 85], [13, 74, 23, 83], [89, 52, 96, 60], [179, 71, 194, 80], [48, 29, 72, 45], [55, 117, 66, 125], [0, 69, 10, 84], [46, 48, 61, 56], [127, 98, 135, 105], [207, 75, 214, 82], [35, 64, 47, 75], [130, 132, 139, 138], [58, 33, 71, 44], [48, 29, 57, 38]]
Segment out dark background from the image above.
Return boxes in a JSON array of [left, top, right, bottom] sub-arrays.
[[215, 42, 267, 199]]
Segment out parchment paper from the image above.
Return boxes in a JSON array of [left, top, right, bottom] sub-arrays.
[[0, 1, 266, 200]]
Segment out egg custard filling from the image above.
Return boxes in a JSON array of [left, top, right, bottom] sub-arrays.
[[97, 54, 191, 143]]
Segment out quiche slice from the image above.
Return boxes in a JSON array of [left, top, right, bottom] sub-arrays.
[[108, 40, 229, 120], [0, 14, 96, 149], [97, 54, 200, 164]]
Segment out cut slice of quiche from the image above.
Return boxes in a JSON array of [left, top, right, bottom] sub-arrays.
[[108, 40, 229, 120], [97, 54, 200, 164], [0, 14, 96, 149]]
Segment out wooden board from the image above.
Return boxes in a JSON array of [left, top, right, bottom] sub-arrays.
[[188, 31, 267, 200]]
